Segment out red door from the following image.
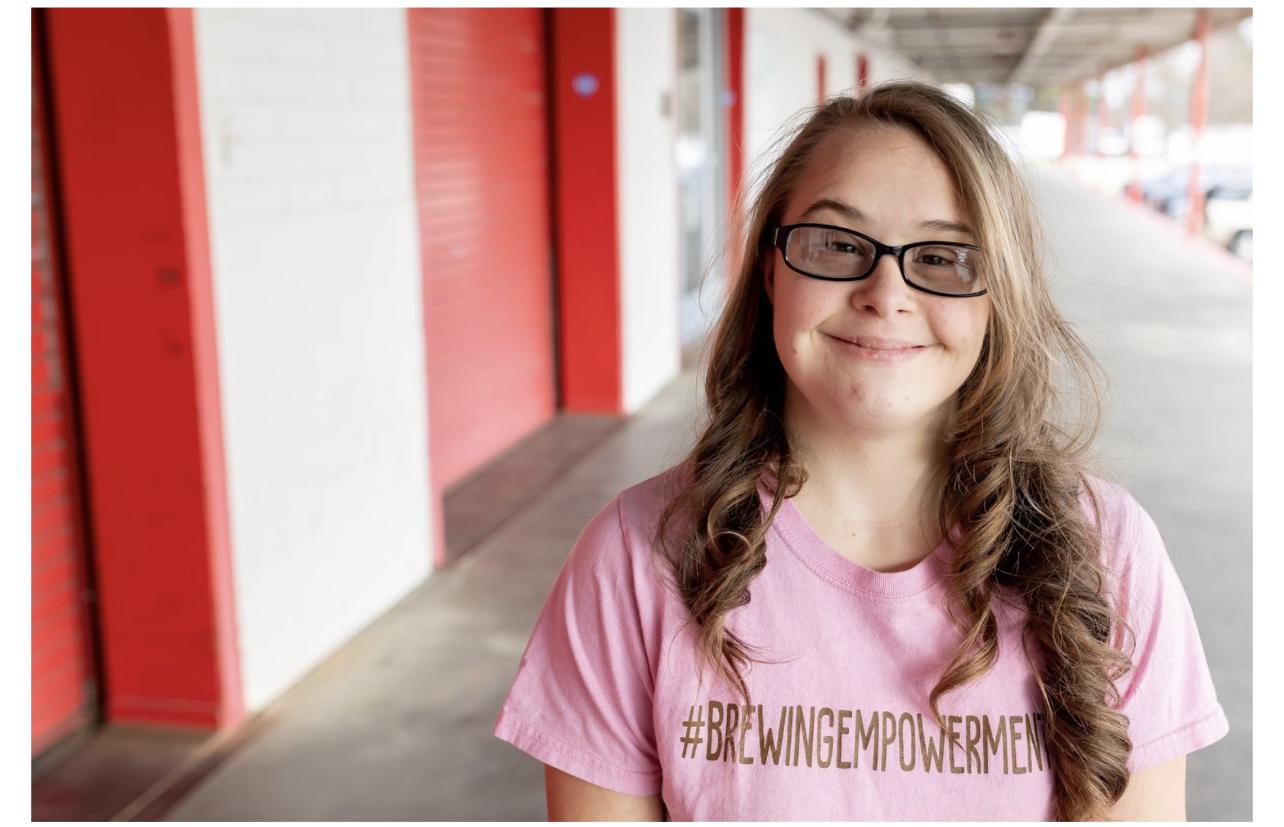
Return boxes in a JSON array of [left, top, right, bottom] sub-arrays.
[[31, 15, 100, 759], [408, 9, 557, 493]]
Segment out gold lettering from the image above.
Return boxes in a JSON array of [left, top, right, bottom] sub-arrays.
[[916, 713, 948, 773], [1027, 713, 1044, 772], [737, 704, 755, 764], [817, 707, 835, 768], [794, 705, 815, 767], [982, 714, 1008, 774], [724, 703, 739, 763], [880, 711, 896, 773], [855, 709, 878, 771], [706, 701, 724, 761], [948, 715, 964, 774], [785, 705, 794, 766], [965, 715, 982, 774], [757, 704, 787, 765], [1010, 713, 1026, 775], [898, 712, 917, 771], [836, 709, 853, 769]]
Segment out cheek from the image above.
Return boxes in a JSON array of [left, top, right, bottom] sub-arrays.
[[773, 284, 825, 350], [935, 305, 989, 357]]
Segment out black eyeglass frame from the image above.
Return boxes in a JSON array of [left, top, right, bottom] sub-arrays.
[[768, 222, 989, 298]]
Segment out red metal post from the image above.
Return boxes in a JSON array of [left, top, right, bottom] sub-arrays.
[[550, 9, 623, 412], [1095, 72, 1110, 156], [1058, 86, 1071, 160], [857, 53, 869, 92], [1186, 8, 1210, 236], [44, 8, 244, 731], [1071, 82, 1088, 156], [726, 8, 744, 222], [817, 54, 826, 105], [1127, 46, 1148, 202]]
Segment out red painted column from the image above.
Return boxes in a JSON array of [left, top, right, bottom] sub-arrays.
[[856, 54, 869, 92], [44, 8, 243, 730], [550, 9, 623, 412], [1186, 8, 1210, 236], [725, 8, 744, 217], [724, 7, 745, 285], [1058, 86, 1071, 161], [1095, 72, 1109, 156], [1073, 83, 1088, 156], [1127, 47, 1149, 203], [816, 54, 827, 105]]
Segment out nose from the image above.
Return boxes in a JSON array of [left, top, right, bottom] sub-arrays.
[[851, 251, 916, 316]]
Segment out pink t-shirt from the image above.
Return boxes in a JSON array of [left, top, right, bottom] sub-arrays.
[[492, 463, 1229, 820]]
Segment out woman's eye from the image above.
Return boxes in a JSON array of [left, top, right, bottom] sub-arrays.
[[918, 254, 950, 267], [826, 242, 858, 254]]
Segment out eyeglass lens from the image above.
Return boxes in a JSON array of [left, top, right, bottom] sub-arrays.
[[787, 226, 983, 294]]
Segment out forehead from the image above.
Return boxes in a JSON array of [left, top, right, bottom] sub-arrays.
[[785, 124, 970, 232]]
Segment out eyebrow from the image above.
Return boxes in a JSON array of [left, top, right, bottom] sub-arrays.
[[798, 197, 975, 238]]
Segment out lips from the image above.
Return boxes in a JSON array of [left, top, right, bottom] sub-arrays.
[[828, 334, 927, 350]]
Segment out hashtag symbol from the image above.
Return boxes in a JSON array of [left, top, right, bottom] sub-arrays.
[[680, 703, 705, 759]]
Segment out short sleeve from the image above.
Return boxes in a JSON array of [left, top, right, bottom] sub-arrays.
[[1095, 482, 1230, 773], [491, 492, 662, 796]]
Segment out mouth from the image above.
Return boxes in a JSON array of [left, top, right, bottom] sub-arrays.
[[825, 333, 929, 351], [824, 333, 932, 361]]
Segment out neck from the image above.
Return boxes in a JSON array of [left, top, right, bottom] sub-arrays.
[[782, 384, 951, 534]]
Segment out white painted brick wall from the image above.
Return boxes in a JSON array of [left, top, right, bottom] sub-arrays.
[[617, 8, 683, 414], [744, 9, 930, 204], [194, 9, 433, 712]]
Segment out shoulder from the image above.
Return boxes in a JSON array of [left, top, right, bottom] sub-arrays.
[[1077, 473, 1165, 561], [617, 460, 695, 536], [569, 462, 693, 586], [1075, 473, 1171, 614]]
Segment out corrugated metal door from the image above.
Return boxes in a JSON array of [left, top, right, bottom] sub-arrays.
[[408, 9, 557, 491], [31, 17, 99, 758]]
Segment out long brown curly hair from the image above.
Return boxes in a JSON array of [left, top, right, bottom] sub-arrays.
[[651, 81, 1138, 821]]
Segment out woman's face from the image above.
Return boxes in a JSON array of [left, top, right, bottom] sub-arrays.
[[765, 124, 992, 437]]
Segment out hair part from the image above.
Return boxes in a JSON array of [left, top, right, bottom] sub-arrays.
[[652, 80, 1137, 821]]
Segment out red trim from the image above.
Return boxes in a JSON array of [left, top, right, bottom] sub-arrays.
[[1095, 72, 1110, 157], [816, 54, 827, 105], [550, 9, 622, 412], [1126, 47, 1148, 203], [45, 8, 243, 730], [857, 53, 869, 91], [724, 8, 745, 268], [725, 8, 744, 215], [1186, 9, 1210, 237], [166, 8, 244, 728], [1058, 87, 1070, 160]]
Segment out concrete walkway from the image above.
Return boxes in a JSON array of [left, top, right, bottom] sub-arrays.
[[162, 166, 1251, 821]]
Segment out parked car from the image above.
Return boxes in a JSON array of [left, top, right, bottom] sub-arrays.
[[1203, 182, 1252, 262], [1138, 164, 1251, 222]]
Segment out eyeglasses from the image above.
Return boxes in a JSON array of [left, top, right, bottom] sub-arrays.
[[768, 222, 988, 298]]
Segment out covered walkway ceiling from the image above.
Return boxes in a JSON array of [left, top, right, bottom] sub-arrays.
[[823, 7, 1252, 87]]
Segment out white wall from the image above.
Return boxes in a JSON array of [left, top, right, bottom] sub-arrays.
[[194, 9, 433, 712], [743, 9, 931, 203], [616, 8, 683, 413]]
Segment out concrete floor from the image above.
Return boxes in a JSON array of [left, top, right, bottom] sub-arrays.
[[159, 166, 1251, 821]]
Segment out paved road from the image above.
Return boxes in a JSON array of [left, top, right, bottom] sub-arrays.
[[164, 166, 1251, 821]]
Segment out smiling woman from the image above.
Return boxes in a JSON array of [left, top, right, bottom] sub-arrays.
[[492, 80, 1228, 821]]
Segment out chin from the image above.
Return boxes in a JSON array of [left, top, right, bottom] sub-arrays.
[[837, 403, 926, 432]]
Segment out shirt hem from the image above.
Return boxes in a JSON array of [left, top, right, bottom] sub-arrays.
[[1127, 703, 1230, 773]]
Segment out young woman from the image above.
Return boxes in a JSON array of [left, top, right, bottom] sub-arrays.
[[492, 81, 1228, 821]]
